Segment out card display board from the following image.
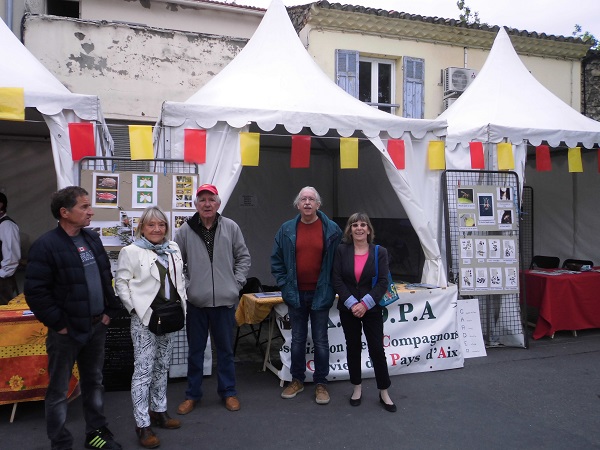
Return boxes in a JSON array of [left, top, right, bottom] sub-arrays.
[[442, 170, 525, 348], [80, 160, 199, 251]]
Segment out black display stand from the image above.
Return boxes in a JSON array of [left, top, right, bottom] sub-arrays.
[[102, 306, 134, 391]]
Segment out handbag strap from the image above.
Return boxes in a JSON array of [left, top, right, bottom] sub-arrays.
[[372, 245, 379, 288]]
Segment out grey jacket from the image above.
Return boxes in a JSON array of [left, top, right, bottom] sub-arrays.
[[175, 214, 250, 308]]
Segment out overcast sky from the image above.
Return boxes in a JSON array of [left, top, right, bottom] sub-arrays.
[[232, 0, 600, 42]]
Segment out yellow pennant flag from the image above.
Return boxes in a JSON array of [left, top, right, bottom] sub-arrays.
[[240, 132, 260, 166], [340, 138, 358, 169], [568, 147, 583, 172], [128, 125, 154, 160], [497, 142, 514, 170], [428, 141, 445, 170], [0, 87, 25, 121]]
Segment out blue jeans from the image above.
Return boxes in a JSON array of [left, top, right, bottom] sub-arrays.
[[185, 304, 237, 400], [287, 291, 330, 384], [45, 323, 108, 450]]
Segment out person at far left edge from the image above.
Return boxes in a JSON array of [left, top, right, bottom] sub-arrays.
[[25, 186, 122, 450]]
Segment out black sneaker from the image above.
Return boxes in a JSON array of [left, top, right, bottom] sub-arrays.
[[85, 426, 122, 449]]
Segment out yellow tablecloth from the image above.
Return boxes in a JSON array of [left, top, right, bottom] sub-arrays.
[[0, 294, 79, 405], [235, 293, 283, 326]]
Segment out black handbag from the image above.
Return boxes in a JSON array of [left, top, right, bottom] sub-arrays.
[[148, 298, 184, 335], [148, 253, 185, 336]]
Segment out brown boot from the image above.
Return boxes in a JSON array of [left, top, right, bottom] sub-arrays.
[[135, 426, 160, 449], [149, 410, 181, 429]]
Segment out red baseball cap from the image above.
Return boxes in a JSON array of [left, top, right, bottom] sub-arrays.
[[196, 183, 219, 196]]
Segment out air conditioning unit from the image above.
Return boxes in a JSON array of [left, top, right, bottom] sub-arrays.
[[443, 97, 458, 110], [443, 67, 476, 94]]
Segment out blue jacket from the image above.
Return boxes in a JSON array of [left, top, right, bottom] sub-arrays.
[[271, 210, 342, 310], [25, 226, 121, 343]]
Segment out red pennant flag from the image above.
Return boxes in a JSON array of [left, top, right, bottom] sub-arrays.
[[291, 135, 311, 168], [536, 145, 551, 171], [68, 122, 95, 161], [469, 142, 484, 169], [184, 129, 206, 164], [387, 139, 405, 169]]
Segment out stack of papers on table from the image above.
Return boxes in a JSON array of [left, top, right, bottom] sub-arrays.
[[254, 292, 282, 298]]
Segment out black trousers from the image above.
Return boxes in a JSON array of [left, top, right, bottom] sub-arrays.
[[339, 307, 391, 390], [0, 275, 18, 305]]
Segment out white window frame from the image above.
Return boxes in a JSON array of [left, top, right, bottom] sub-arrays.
[[359, 56, 398, 115]]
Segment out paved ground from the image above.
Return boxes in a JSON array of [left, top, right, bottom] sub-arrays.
[[2, 327, 600, 450]]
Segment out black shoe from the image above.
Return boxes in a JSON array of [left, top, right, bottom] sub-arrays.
[[85, 426, 123, 449], [379, 394, 397, 413], [349, 395, 361, 406]]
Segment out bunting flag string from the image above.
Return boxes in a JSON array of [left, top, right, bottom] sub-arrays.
[[497, 142, 514, 170], [240, 132, 260, 166], [387, 139, 405, 169], [469, 142, 485, 169], [68, 122, 96, 161], [184, 129, 206, 164], [340, 138, 358, 169], [0, 87, 25, 121], [291, 135, 311, 168], [128, 125, 154, 160], [535, 145, 551, 171], [428, 141, 445, 170], [568, 147, 583, 172]]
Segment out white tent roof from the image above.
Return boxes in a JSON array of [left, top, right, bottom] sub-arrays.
[[0, 18, 101, 120], [439, 27, 600, 148], [159, 0, 446, 139]]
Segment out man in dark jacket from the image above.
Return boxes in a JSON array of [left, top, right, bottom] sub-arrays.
[[271, 186, 342, 405], [25, 186, 122, 450]]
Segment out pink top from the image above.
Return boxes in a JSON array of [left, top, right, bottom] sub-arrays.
[[354, 253, 368, 283]]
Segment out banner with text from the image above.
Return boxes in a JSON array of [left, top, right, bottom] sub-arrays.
[[274, 285, 463, 382]]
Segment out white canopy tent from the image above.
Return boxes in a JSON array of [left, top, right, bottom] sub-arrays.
[[155, 0, 449, 285], [0, 18, 112, 188], [440, 26, 600, 176], [439, 27, 600, 264]]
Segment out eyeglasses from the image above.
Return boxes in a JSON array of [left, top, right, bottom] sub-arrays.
[[300, 196, 317, 203]]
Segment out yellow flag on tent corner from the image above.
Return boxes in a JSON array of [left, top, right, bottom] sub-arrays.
[[427, 141, 445, 170], [568, 147, 583, 172], [0, 87, 25, 121], [240, 132, 260, 166], [128, 125, 154, 160], [340, 138, 358, 169], [497, 142, 514, 170]]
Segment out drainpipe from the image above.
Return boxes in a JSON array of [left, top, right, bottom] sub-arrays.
[[6, 0, 14, 31]]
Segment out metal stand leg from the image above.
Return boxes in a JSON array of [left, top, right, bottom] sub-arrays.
[[10, 403, 17, 423]]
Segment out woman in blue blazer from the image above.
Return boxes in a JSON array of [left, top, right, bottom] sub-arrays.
[[332, 213, 396, 412]]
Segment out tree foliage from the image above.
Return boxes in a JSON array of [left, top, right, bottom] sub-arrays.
[[573, 24, 598, 50], [456, 0, 480, 25]]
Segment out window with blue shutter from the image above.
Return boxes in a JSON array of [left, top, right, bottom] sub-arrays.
[[403, 57, 424, 119], [335, 49, 359, 98]]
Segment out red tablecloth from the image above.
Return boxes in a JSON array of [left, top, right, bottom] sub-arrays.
[[524, 269, 600, 339], [0, 302, 79, 405]]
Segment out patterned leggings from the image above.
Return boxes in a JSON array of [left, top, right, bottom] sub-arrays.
[[130, 313, 173, 428]]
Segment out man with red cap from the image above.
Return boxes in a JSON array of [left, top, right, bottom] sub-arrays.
[[174, 184, 250, 414]]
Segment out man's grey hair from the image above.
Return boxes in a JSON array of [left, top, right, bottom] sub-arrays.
[[293, 186, 322, 208]]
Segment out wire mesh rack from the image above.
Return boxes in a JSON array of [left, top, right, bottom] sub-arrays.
[[442, 170, 527, 348]]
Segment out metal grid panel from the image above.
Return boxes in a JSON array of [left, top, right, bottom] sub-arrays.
[[80, 157, 198, 177], [520, 186, 533, 269], [84, 157, 199, 376], [442, 170, 526, 348]]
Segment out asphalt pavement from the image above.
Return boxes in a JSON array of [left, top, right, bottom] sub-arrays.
[[2, 327, 600, 450]]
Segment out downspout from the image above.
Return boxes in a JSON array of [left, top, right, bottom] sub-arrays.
[[6, 0, 14, 31]]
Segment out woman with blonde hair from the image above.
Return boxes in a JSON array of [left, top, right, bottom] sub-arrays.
[[115, 206, 187, 448]]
